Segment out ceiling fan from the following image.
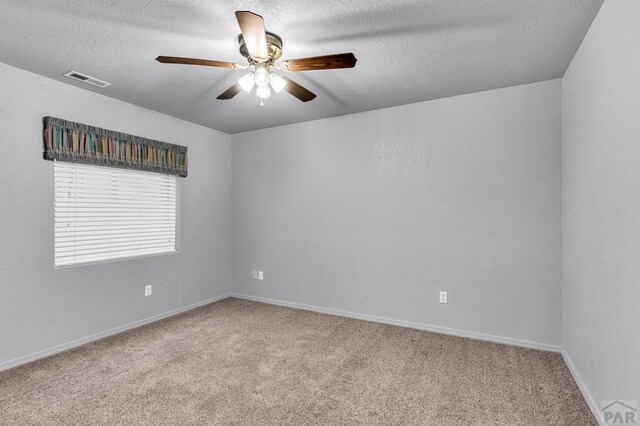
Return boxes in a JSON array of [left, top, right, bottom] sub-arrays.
[[156, 10, 357, 104]]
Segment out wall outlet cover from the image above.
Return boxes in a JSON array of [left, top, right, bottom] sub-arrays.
[[252, 270, 258, 279], [439, 291, 447, 304], [145, 285, 152, 297], [258, 271, 264, 280]]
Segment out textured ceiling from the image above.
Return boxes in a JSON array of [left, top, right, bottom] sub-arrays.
[[0, 0, 602, 134]]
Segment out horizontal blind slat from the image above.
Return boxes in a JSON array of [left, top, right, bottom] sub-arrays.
[[55, 226, 176, 234], [56, 234, 176, 249], [56, 241, 175, 256], [56, 232, 176, 241]]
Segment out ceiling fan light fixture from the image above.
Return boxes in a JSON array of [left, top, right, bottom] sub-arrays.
[[238, 72, 255, 93], [156, 10, 357, 103], [269, 72, 287, 93], [256, 84, 271, 99]]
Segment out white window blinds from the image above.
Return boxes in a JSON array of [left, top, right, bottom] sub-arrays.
[[54, 161, 177, 266]]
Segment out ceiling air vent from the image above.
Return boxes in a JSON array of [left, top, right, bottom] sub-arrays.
[[62, 70, 111, 88]]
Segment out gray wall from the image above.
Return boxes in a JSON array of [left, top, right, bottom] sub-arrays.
[[232, 79, 562, 347], [0, 63, 232, 366], [562, 0, 640, 407]]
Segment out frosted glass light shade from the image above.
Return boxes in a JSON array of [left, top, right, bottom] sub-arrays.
[[238, 72, 255, 93], [256, 85, 271, 99], [269, 73, 287, 93], [254, 67, 269, 87]]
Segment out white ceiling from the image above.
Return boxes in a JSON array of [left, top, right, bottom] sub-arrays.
[[0, 0, 602, 134]]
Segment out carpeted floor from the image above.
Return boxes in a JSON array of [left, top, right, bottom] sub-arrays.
[[0, 297, 595, 425]]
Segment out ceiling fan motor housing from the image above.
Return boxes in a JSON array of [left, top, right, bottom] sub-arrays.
[[238, 32, 283, 64]]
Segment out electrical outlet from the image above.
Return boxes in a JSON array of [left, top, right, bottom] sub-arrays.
[[145, 285, 152, 297], [252, 270, 258, 279], [258, 270, 264, 280], [439, 291, 447, 304]]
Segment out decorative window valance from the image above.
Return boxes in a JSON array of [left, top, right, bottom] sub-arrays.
[[42, 116, 188, 177]]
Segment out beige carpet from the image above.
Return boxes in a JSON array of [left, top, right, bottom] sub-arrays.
[[0, 297, 595, 425]]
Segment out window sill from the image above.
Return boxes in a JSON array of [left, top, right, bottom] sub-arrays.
[[54, 249, 180, 269]]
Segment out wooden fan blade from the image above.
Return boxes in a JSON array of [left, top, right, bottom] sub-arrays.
[[281, 53, 357, 72], [235, 11, 269, 60], [216, 83, 242, 100], [281, 76, 316, 102], [156, 56, 238, 69]]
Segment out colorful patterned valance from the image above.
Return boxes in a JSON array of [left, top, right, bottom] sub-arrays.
[[42, 116, 188, 177]]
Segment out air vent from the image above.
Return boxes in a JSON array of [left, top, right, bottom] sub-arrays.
[[63, 70, 111, 88]]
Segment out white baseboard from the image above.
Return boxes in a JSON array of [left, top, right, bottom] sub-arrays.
[[562, 348, 602, 425], [230, 293, 561, 353], [0, 293, 231, 372]]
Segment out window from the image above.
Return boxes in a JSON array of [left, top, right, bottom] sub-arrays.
[[54, 161, 177, 266]]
